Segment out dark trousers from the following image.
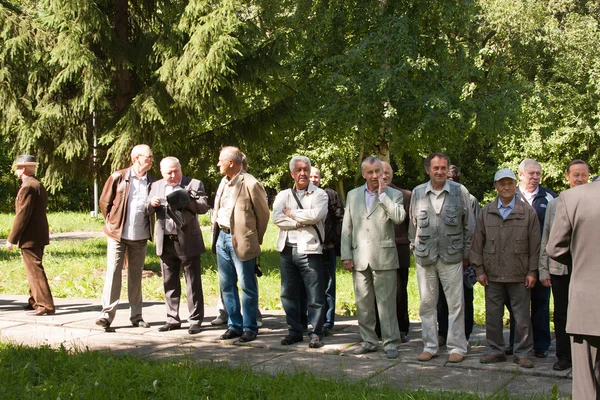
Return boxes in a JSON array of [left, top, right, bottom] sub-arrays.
[[507, 278, 551, 351], [438, 280, 474, 341], [552, 273, 571, 362], [322, 246, 337, 328], [160, 236, 204, 324], [21, 247, 54, 312], [572, 335, 600, 400], [375, 244, 410, 336]]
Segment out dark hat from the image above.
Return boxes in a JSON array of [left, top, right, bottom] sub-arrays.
[[14, 155, 38, 167], [166, 189, 191, 210]]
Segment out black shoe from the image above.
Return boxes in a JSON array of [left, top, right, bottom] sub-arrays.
[[132, 319, 150, 328], [188, 324, 201, 335], [553, 359, 572, 371], [309, 336, 324, 348], [96, 318, 110, 328], [534, 349, 548, 358], [323, 326, 332, 336], [504, 346, 514, 356], [220, 329, 242, 340], [400, 332, 409, 343], [158, 323, 181, 332], [238, 331, 257, 342], [281, 335, 303, 345]]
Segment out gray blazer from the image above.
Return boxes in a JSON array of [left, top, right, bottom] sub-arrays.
[[547, 182, 600, 337], [341, 185, 406, 271], [147, 177, 209, 258]]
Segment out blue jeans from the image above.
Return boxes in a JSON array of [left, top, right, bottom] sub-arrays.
[[216, 231, 258, 334], [322, 247, 337, 328], [280, 246, 325, 338]]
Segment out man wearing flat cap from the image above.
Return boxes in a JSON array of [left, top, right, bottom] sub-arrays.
[[6, 155, 55, 316], [147, 156, 209, 334], [470, 168, 540, 368]]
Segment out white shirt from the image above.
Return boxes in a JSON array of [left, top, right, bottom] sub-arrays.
[[121, 168, 150, 241]]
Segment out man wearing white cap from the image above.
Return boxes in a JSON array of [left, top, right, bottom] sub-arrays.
[[470, 168, 540, 368], [6, 155, 55, 315]]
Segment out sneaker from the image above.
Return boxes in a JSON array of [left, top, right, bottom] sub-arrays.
[[211, 316, 227, 326], [448, 353, 465, 363]]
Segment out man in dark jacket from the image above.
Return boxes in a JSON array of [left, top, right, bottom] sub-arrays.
[[96, 144, 155, 329], [6, 155, 55, 316], [471, 168, 540, 369]]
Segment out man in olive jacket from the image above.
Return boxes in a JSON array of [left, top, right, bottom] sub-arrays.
[[470, 168, 540, 369]]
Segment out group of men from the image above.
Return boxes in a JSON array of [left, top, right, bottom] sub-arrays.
[[5, 148, 600, 399]]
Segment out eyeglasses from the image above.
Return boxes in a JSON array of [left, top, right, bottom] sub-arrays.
[[139, 154, 153, 159]]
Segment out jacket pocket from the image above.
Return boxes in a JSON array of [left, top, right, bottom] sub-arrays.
[[414, 235, 431, 258], [446, 233, 463, 255], [417, 210, 429, 228], [513, 239, 529, 254], [444, 207, 459, 226]]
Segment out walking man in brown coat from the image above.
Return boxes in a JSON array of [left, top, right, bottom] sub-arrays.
[[6, 155, 55, 316]]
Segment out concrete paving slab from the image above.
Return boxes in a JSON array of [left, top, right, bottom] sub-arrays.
[[0, 323, 102, 349], [74, 331, 179, 356], [506, 374, 572, 399]]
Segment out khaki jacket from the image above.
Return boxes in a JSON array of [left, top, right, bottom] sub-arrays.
[[470, 197, 540, 282], [211, 171, 270, 261]]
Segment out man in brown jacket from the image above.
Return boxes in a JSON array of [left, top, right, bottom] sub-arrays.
[[470, 168, 540, 368], [6, 155, 55, 316], [547, 179, 600, 399], [96, 144, 155, 329]]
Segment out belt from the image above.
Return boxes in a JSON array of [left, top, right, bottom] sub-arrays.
[[165, 234, 178, 241], [220, 226, 231, 234]]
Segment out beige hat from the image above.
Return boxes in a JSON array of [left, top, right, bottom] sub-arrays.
[[14, 155, 38, 167]]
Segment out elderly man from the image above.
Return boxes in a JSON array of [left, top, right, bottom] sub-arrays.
[[471, 168, 540, 368], [539, 159, 589, 371], [6, 155, 55, 316], [308, 166, 344, 335], [548, 175, 600, 400], [147, 157, 209, 334], [505, 158, 556, 358], [212, 147, 270, 342], [342, 157, 405, 359], [273, 156, 328, 348], [409, 152, 471, 363], [96, 144, 155, 329]]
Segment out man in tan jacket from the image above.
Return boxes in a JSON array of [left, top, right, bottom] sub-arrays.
[[470, 168, 540, 368]]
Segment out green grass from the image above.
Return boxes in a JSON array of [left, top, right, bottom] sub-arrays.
[[0, 212, 105, 237], [0, 343, 493, 400]]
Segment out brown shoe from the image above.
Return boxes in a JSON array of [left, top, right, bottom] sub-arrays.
[[27, 308, 56, 316], [480, 353, 507, 364], [514, 357, 534, 368], [417, 351, 437, 361], [448, 353, 465, 363]]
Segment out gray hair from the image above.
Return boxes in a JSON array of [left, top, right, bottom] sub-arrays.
[[361, 156, 383, 172], [220, 146, 243, 165], [518, 158, 542, 173], [289, 156, 311, 172], [130, 144, 151, 163], [160, 156, 180, 170]]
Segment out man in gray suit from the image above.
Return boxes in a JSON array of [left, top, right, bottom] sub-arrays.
[[341, 156, 405, 359], [147, 157, 209, 334], [548, 179, 600, 399]]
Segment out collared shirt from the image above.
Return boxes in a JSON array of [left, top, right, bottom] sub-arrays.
[[518, 185, 539, 205], [363, 185, 388, 213], [498, 196, 516, 220], [164, 180, 183, 235], [425, 181, 450, 215], [216, 171, 241, 229], [121, 168, 150, 240]]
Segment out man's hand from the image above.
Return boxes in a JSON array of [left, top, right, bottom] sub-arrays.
[[525, 275, 537, 289], [540, 278, 552, 287], [283, 208, 292, 217], [150, 196, 162, 207], [377, 175, 387, 194], [343, 259, 353, 272], [5, 241, 13, 251], [477, 273, 488, 286]]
